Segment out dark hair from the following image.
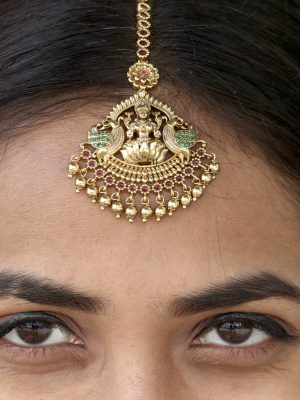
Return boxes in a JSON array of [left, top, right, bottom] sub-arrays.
[[0, 1, 299, 197]]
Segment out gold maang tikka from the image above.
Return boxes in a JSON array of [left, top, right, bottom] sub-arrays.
[[68, 0, 220, 223]]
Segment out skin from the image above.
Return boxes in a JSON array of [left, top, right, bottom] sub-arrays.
[[0, 99, 299, 400]]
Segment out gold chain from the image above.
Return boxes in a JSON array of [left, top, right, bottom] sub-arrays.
[[136, 0, 151, 62], [127, 0, 159, 91]]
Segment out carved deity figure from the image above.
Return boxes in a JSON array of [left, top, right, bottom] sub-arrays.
[[120, 100, 168, 164]]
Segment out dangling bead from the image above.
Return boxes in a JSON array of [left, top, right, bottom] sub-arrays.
[[75, 177, 86, 192], [168, 198, 179, 215], [192, 185, 204, 200], [112, 201, 123, 218], [155, 205, 167, 221], [68, 162, 79, 177], [86, 186, 98, 202], [141, 206, 153, 222], [126, 205, 138, 223], [181, 193, 192, 208], [99, 194, 111, 209]]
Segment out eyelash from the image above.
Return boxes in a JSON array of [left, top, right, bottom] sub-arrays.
[[0, 312, 70, 338], [0, 311, 297, 367], [0, 312, 83, 360], [195, 312, 293, 343]]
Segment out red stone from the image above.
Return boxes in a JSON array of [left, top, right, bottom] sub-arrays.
[[82, 150, 90, 158], [164, 180, 173, 188], [139, 29, 148, 37], [141, 185, 150, 194], [153, 183, 161, 192], [184, 167, 193, 176], [197, 148, 206, 157], [88, 161, 96, 168], [106, 176, 114, 185], [96, 169, 104, 177], [128, 184, 137, 193], [116, 181, 125, 190], [192, 159, 200, 167], [138, 49, 147, 57], [175, 175, 183, 183]]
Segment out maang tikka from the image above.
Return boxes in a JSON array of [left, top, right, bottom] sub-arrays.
[[68, 0, 220, 223]]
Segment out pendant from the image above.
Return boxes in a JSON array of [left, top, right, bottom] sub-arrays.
[[68, 90, 220, 222]]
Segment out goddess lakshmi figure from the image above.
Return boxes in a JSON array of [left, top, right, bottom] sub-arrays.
[[120, 99, 168, 165]]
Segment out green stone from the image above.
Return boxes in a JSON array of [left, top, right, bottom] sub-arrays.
[[175, 130, 197, 148], [89, 130, 112, 149]]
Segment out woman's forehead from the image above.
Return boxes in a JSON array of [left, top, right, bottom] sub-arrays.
[[0, 114, 299, 300]]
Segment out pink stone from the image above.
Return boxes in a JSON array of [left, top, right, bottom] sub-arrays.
[[141, 185, 149, 193], [153, 184, 161, 192], [141, 69, 148, 78], [89, 161, 96, 168], [165, 180, 173, 188], [117, 181, 125, 190], [175, 175, 183, 183], [128, 184, 137, 192], [96, 169, 104, 177], [184, 167, 193, 175], [83, 150, 90, 158], [106, 176, 114, 184], [197, 148, 205, 157], [192, 159, 200, 167]]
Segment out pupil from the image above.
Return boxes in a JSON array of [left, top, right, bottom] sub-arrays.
[[217, 320, 252, 344], [16, 321, 52, 344]]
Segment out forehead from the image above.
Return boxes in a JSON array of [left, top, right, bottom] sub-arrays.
[[0, 110, 299, 301]]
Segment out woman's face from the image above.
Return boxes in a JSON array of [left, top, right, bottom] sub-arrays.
[[0, 106, 299, 399]]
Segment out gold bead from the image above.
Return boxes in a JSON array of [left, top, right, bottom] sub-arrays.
[[201, 172, 213, 184], [125, 206, 138, 223], [181, 193, 192, 208], [75, 177, 86, 192], [68, 162, 79, 177], [112, 201, 123, 218], [167, 198, 179, 215], [141, 206, 153, 222], [192, 185, 204, 200], [155, 206, 167, 221], [99, 194, 111, 209], [86, 186, 98, 202], [209, 162, 220, 173]]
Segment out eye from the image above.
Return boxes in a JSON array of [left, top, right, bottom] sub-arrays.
[[0, 312, 82, 347], [193, 312, 290, 347], [200, 320, 268, 346]]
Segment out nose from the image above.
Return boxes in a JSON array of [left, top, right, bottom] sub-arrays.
[[93, 339, 185, 400]]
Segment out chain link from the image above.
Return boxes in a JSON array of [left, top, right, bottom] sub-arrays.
[[136, 0, 151, 62]]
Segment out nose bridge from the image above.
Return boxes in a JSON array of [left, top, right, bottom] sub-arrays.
[[96, 330, 183, 400]]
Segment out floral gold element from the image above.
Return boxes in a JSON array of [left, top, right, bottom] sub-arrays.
[[128, 62, 159, 90]]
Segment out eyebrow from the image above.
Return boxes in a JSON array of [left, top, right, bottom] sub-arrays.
[[0, 270, 106, 313], [0, 271, 299, 317], [168, 272, 300, 317]]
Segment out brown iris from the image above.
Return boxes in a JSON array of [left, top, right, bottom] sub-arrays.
[[16, 321, 52, 345], [217, 321, 253, 344]]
